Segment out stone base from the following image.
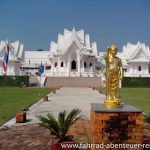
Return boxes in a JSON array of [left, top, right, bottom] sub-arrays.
[[90, 104, 143, 149]]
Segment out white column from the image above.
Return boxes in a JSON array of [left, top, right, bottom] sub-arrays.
[[67, 59, 71, 77], [130, 64, 133, 74], [77, 51, 81, 77], [80, 60, 84, 77], [146, 64, 149, 74], [11, 63, 15, 75], [57, 57, 60, 76], [52, 63, 54, 77], [81, 60, 84, 72]]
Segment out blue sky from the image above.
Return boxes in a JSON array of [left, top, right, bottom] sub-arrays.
[[0, 0, 150, 51]]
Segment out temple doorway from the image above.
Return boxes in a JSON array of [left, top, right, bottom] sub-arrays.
[[71, 60, 76, 70]]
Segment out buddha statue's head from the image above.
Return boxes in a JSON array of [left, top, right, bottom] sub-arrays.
[[109, 44, 118, 57]]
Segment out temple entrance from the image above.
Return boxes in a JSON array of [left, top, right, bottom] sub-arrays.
[[71, 60, 76, 70]]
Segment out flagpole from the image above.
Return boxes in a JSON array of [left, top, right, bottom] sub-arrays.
[[2, 74, 6, 98], [4, 74, 6, 91]]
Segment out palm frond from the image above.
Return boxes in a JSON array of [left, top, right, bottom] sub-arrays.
[[38, 115, 51, 129], [37, 114, 60, 139], [58, 110, 67, 131], [63, 109, 81, 137]]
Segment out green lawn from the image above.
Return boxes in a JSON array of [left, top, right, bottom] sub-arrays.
[[119, 88, 150, 113], [0, 87, 54, 125], [0, 87, 150, 126]]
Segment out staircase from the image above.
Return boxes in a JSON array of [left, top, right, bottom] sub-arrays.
[[45, 77, 103, 87]]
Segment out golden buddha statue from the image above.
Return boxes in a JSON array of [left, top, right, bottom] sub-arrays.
[[104, 44, 123, 108]]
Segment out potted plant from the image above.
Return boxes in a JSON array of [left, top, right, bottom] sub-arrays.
[[37, 109, 81, 150]]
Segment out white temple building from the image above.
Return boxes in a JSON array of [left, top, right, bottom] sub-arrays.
[[47, 28, 98, 77], [0, 28, 150, 77]]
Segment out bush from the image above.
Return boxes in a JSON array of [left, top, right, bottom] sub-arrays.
[[122, 77, 150, 87], [0, 76, 29, 87]]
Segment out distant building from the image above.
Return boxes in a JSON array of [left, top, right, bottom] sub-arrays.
[[122, 42, 150, 77], [0, 29, 150, 77], [99, 42, 150, 77]]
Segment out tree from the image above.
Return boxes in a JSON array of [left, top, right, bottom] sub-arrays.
[[36, 49, 44, 51]]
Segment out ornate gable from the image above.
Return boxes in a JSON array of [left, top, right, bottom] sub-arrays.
[[49, 28, 98, 57], [131, 47, 148, 60], [123, 42, 150, 61]]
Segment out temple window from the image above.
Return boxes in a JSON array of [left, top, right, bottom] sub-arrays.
[[123, 69, 127, 72], [61, 61, 64, 67], [54, 62, 57, 67], [89, 62, 92, 67], [84, 62, 87, 68], [138, 66, 141, 71]]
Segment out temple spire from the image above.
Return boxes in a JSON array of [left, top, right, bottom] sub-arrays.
[[72, 27, 76, 32]]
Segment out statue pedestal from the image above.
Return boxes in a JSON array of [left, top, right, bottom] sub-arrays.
[[90, 103, 143, 149]]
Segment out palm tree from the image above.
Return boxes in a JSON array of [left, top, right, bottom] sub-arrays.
[[37, 109, 81, 143]]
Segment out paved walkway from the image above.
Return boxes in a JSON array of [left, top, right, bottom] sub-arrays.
[[15, 87, 105, 125]]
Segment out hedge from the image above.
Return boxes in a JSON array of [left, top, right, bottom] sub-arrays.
[[122, 77, 150, 87], [0, 76, 29, 87]]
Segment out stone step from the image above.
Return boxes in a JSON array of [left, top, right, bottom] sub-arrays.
[[45, 77, 103, 87]]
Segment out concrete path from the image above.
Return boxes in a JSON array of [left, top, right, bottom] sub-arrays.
[[14, 87, 105, 126]]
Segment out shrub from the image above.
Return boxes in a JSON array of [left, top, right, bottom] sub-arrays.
[[0, 76, 29, 87], [122, 77, 150, 87]]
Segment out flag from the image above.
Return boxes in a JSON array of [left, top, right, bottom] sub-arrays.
[[97, 54, 105, 66], [2, 44, 10, 74], [2, 43, 14, 74], [39, 62, 44, 75]]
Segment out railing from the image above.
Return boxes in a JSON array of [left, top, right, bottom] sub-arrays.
[[45, 71, 97, 77]]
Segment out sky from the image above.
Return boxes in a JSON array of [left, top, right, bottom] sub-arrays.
[[0, 0, 150, 51]]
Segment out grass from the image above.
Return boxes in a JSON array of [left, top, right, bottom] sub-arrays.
[[119, 88, 150, 113], [0, 87, 150, 125], [0, 87, 54, 125]]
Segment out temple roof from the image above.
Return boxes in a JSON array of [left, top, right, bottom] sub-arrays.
[[49, 28, 98, 57], [123, 41, 150, 60]]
